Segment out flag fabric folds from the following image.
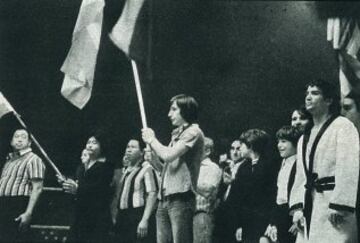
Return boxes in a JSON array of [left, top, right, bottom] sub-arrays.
[[60, 0, 105, 109], [109, 0, 149, 61], [328, 17, 360, 97], [0, 92, 15, 118]]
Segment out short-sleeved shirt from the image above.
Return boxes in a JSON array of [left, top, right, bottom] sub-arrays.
[[119, 162, 158, 210], [0, 148, 45, 197], [196, 158, 222, 213], [161, 123, 205, 197]]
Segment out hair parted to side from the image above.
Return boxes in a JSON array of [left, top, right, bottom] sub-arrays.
[[276, 125, 302, 147], [170, 94, 199, 124], [239, 129, 270, 156], [306, 79, 341, 115]]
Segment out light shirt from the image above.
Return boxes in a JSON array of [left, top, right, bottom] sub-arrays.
[[276, 154, 296, 205], [160, 124, 204, 198], [196, 158, 222, 213]]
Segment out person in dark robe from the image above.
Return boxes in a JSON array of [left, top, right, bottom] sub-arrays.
[[58, 135, 113, 243]]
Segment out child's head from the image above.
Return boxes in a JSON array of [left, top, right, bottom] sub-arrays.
[[81, 149, 91, 164], [276, 126, 301, 159], [239, 129, 270, 159]]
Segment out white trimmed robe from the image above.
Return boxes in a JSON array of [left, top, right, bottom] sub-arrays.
[[290, 116, 359, 243]]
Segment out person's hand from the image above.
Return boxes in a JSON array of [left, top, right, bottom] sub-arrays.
[[269, 225, 277, 242], [110, 201, 118, 225], [62, 178, 78, 194], [223, 171, 232, 185], [142, 128, 156, 145], [264, 224, 272, 237], [219, 154, 228, 164], [328, 208, 348, 228], [15, 212, 32, 232], [235, 227, 242, 242], [264, 224, 277, 242], [288, 223, 298, 235], [137, 219, 148, 238], [56, 174, 66, 184], [293, 210, 305, 232]]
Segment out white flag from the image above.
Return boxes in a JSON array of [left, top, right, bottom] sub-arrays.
[[60, 0, 105, 109], [0, 92, 15, 118]]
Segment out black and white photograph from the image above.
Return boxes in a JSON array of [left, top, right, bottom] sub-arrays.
[[0, 1, 360, 242]]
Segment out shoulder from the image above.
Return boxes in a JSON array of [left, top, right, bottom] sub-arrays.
[[332, 116, 350, 124], [141, 162, 156, 173], [184, 124, 204, 137], [332, 116, 358, 134], [28, 152, 41, 160], [238, 160, 252, 172], [202, 158, 220, 170], [27, 152, 44, 164], [142, 161, 153, 170], [178, 124, 204, 147]]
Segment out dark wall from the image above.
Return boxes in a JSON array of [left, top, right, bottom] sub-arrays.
[[0, 1, 339, 182]]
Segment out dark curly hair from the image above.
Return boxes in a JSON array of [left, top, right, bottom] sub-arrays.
[[306, 79, 341, 116]]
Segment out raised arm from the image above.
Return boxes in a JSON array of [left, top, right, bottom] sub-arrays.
[[142, 128, 189, 163]]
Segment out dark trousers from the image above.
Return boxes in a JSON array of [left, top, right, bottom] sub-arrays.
[[213, 203, 238, 243], [115, 207, 156, 243], [271, 204, 295, 243], [0, 196, 29, 243], [68, 206, 111, 243]]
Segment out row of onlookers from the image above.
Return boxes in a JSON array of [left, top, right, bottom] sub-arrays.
[[0, 80, 359, 243]]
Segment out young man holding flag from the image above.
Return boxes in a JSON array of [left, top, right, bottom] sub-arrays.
[[142, 94, 205, 243]]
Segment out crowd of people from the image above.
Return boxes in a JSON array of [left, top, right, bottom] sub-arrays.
[[0, 79, 359, 243]]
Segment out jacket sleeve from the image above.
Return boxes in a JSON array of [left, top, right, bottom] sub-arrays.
[[289, 136, 306, 213], [329, 121, 359, 212]]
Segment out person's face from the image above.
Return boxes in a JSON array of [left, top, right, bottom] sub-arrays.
[[86, 136, 101, 159], [291, 110, 310, 129], [81, 150, 91, 164], [168, 101, 186, 127], [125, 140, 142, 165], [230, 140, 242, 162], [277, 139, 296, 159], [305, 86, 331, 115], [11, 129, 31, 151], [239, 142, 251, 159], [342, 97, 360, 127]]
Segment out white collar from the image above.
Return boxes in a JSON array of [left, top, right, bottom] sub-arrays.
[[283, 154, 296, 164], [8, 147, 32, 159]]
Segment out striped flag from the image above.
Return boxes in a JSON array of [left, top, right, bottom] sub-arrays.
[[60, 0, 105, 109], [328, 17, 360, 97], [0, 92, 15, 118]]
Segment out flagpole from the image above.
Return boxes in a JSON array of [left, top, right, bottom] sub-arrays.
[[12, 112, 64, 179], [131, 60, 148, 129]]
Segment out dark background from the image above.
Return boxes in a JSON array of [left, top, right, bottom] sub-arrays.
[[0, 1, 357, 183]]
